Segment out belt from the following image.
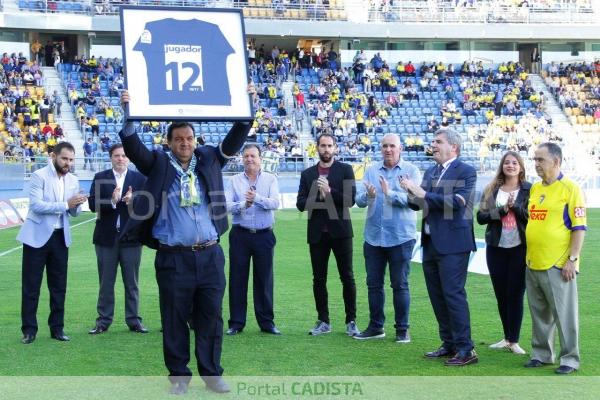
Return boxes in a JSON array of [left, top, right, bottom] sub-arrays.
[[233, 225, 272, 234], [158, 240, 218, 252]]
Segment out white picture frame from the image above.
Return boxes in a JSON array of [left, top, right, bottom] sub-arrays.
[[120, 6, 252, 121]]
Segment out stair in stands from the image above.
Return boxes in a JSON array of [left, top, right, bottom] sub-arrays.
[[42, 66, 91, 178]]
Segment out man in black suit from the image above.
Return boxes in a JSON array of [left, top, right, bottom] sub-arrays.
[[119, 91, 251, 395], [87, 143, 147, 335], [401, 128, 478, 366], [296, 133, 359, 337]]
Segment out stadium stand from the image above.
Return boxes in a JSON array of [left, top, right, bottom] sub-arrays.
[[296, 53, 557, 171], [544, 60, 600, 131], [0, 52, 63, 170]]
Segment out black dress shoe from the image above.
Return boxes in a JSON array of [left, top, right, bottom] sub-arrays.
[[261, 326, 282, 335], [424, 346, 455, 358], [51, 331, 71, 341], [88, 324, 108, 335], [226, 327, 243, 336], [524, 359, 546, 368], [21, 334, 36, 344], [128, 323, 149, 333], [445, 350, 478, 366], [555, 365, 576, 375], [169, 381, 188, 395], [204, 377, 231, 393]]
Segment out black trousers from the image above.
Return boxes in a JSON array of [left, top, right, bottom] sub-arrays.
[[228, 227, 276, 330], [309, 233, 356, 324], [155, 245, 225, 383], [21, 229, 68, 335], [486, 244, 526, 343]]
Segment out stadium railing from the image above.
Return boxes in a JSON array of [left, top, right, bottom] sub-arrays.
[[364, 1, 596, 24], [11, 0, 595, 23]]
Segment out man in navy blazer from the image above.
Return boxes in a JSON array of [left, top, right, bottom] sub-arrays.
[[118, 91, 251, 395], [401, 128, 478, 366], [296, 133, 359, 337], [87, 143, 147, 335]]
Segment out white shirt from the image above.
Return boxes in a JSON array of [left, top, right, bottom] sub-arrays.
[[425, 157, 457, 235], [53, 174, 65, 229], [111, 168, 127, 229]]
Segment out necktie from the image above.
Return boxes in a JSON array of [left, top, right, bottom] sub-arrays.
[[432, 164, 444, 183]]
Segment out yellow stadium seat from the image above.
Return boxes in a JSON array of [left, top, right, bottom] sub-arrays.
[[48, 114, 55, 124], [242, 8, 251, 17], [565, 107, 572, 116], [586, 115, 594, 125], [569, 115, 578, 125], [577, 115, 586, 125], [248, 0, 256, 5]]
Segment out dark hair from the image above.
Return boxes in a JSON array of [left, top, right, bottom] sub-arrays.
[[316, 133, 336, 146], [167, 122, 195, 141], [243, 143, 262, 156], [108, 143, 124, 157], [538, 142, 562, 164], [53, 141, 75, 155]]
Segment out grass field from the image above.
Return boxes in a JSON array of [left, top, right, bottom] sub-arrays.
[[0, 209, 599, 395]]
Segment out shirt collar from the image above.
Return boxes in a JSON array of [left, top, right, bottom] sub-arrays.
[[113, 168, 127, 179], [379, 160, 402, 171], [244, 169, 261, 182], [440, 157, 457, 170]]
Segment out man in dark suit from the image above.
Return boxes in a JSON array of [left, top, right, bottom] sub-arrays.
[[119, 91, 251, 394], [87, 143, 147, 335], [401, 128, 478, 366], [296, 133, 359, 337]]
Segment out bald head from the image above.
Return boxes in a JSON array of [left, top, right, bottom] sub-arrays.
[[381, 134, 402, 168]]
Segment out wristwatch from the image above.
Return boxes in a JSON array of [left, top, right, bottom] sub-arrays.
[[568, 255, 578, 262]]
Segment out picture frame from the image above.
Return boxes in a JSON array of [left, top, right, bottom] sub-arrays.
[[119, 5, 253, 121]]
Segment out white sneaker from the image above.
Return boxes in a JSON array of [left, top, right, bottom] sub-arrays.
[[489, 339, 508, 349], [508, 343, 526, 354], [345, 321, 360, 337], [308, 320, 331, 336]]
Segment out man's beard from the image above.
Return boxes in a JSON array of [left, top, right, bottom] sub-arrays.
[[53, 159, 69, 175], [319, 153, 333, 163]]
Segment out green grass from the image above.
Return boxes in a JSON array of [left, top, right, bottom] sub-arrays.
[[0, 209, 599, 381]]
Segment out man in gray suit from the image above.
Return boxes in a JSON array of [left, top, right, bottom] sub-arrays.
[[88, 144, 147, 335], [17, 142, 87, 344]]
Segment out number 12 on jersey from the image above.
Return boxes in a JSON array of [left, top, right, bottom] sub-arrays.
[[164, 44, 204, 93]]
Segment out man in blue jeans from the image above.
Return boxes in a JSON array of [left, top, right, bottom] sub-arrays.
[[354, 134, 421, 342]]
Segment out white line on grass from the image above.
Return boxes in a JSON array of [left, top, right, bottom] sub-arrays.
[[0, 217, 96, 257]]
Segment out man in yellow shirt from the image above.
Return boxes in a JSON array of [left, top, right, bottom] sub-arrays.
[[525, 143, 586, 375]]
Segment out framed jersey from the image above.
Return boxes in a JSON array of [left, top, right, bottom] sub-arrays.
[[120, 6, 252, 121]]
